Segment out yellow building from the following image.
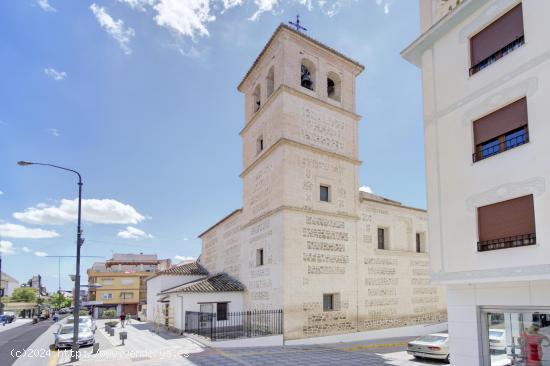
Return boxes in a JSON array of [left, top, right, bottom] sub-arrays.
[[87, 253, 170, 317]]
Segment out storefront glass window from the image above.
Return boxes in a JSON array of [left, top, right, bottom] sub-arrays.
[[484, 309, 550, 365]]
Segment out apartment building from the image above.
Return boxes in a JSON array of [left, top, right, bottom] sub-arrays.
[[402, 1, 550, 365], [87, 253, 171, 317]]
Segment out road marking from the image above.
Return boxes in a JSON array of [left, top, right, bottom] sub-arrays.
[[341, 342, 408, 351], [48, 349, 59, 366]]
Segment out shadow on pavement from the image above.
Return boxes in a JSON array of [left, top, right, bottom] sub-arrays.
[[130, 323, 183, 340]]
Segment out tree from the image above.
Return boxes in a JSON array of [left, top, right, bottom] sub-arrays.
[[10, 287, 37, 302], [49, 293, 72, 309]]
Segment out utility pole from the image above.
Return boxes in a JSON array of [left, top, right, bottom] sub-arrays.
[[45, 256, 103, 296]]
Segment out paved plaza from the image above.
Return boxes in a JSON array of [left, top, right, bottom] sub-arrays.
[[49, 320, 448, 366]]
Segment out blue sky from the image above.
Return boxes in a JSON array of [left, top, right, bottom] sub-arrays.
[[0, 0, 423, 292]]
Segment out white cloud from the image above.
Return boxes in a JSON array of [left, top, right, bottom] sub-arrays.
[[0, 223, 60, 239], [117, 0, 156, 11], [22, 246, 31, 253], [90, 4, 135, 55], [0, 240, 15, 255], [44, 68, 67, 81], [35, 251, 48, 257], [153, 0, 216, 40], [221, 0, 243, 10], [49, 128, 60, 137], [183, 237, 189, 241], [117, 226, 153, 239], [0, 190, 3, 195], [37, 0, 56, 12], [250, 0, 278, 21], [174, 255, 195, 262], [13, 198, 146, 225], [384, 2, 389, 14], [359, 185, 373, 194]]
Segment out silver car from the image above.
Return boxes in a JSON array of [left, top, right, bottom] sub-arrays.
[[407, 333, 450, 362], [65, 316, 97, 332], [54, 324, 95, 349]]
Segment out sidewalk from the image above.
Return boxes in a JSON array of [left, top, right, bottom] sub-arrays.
[[0, 318, 33, 333], [57, 319, 205, 366]]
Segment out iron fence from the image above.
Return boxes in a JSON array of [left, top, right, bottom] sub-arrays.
[[184, 309, 283, 341]]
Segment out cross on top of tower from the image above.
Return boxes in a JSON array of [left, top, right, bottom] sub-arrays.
[[288, 14, 307, 32]]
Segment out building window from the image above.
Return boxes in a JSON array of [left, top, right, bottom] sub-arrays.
[[477, 194, 536, 252], [266, 66, 274, 98], [473, 98, 529, 162], [481, 307, 550, 366], [102, 278, 113, 285], [256, 248, 264, 267], [101, 293, 113, 300], [323, 293, 340, 312], [120, 278, 134, 285], [469, 3, 524, 76], [416, 232, 426, 253], [326, 72, 341, 101], [377, 228, 387, 250], [257, 135, 264, 154], [320, 185, 330, 202], [300, 59, 315, 91], [217, 302, 228, 321], [253, 84, 261, 112], [120, 292, 134, 300]]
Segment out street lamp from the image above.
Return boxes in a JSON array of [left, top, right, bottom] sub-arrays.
[[17, 161, 84, 362]]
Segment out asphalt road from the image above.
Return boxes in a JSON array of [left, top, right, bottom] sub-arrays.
[[0, 320, 55, 366]]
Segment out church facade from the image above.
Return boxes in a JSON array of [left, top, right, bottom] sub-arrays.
[[196, 24, 447, 341]]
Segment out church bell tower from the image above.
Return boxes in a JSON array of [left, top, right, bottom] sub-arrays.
[[237, 24, 364, 339]]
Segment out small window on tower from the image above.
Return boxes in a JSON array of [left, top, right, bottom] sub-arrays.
[[256, 248, 264, 267], [253, 84, 261, 112], [257, 135, 264, 154], [320, 185, 330, 202]]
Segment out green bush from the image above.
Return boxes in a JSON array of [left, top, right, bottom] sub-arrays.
[[79, 309, 89, 316], [105, 321, 119, 328], [102, 310, 116, 319]]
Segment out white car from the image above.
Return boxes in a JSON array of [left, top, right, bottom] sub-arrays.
[[54, 324, 95, 349], [489, 329, 506, 352], [407, 333, 450, 362]]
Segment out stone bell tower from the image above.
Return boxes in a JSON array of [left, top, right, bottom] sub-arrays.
[[237, 24, 364, 340]]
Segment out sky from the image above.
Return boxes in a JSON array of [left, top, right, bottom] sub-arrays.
[[0, 0, 424, 293]]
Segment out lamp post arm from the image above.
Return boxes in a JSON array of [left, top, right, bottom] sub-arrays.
[[24, 162, 82, 183]]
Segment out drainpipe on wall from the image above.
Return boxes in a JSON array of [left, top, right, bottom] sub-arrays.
[[177, 294, 184, 335]]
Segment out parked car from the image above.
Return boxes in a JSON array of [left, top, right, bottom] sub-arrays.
[[54, 324, 95, 349], [65, 316, 97, 332], [489, 329, 506, 352], [407, 333, 450, 362], [0, 314, 16, 324]]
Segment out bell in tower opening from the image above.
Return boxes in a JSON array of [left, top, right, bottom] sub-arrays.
[[301, 64, 313, 90]]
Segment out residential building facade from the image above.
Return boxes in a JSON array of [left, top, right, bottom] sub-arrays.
[[403, 0, 550, 364], [147, 24, 446, 342], [87, 253, 171, 317]]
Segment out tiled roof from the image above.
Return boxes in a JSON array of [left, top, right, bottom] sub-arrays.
[[238, 24, 365, 91], [161, 273, 245, 294], [158, 262, 209, 276]]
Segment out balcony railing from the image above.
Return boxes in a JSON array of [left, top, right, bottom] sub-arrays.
[[473, 129, 528, 162], [478, 233, 536, 252], [469, 35, 525, 76]]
